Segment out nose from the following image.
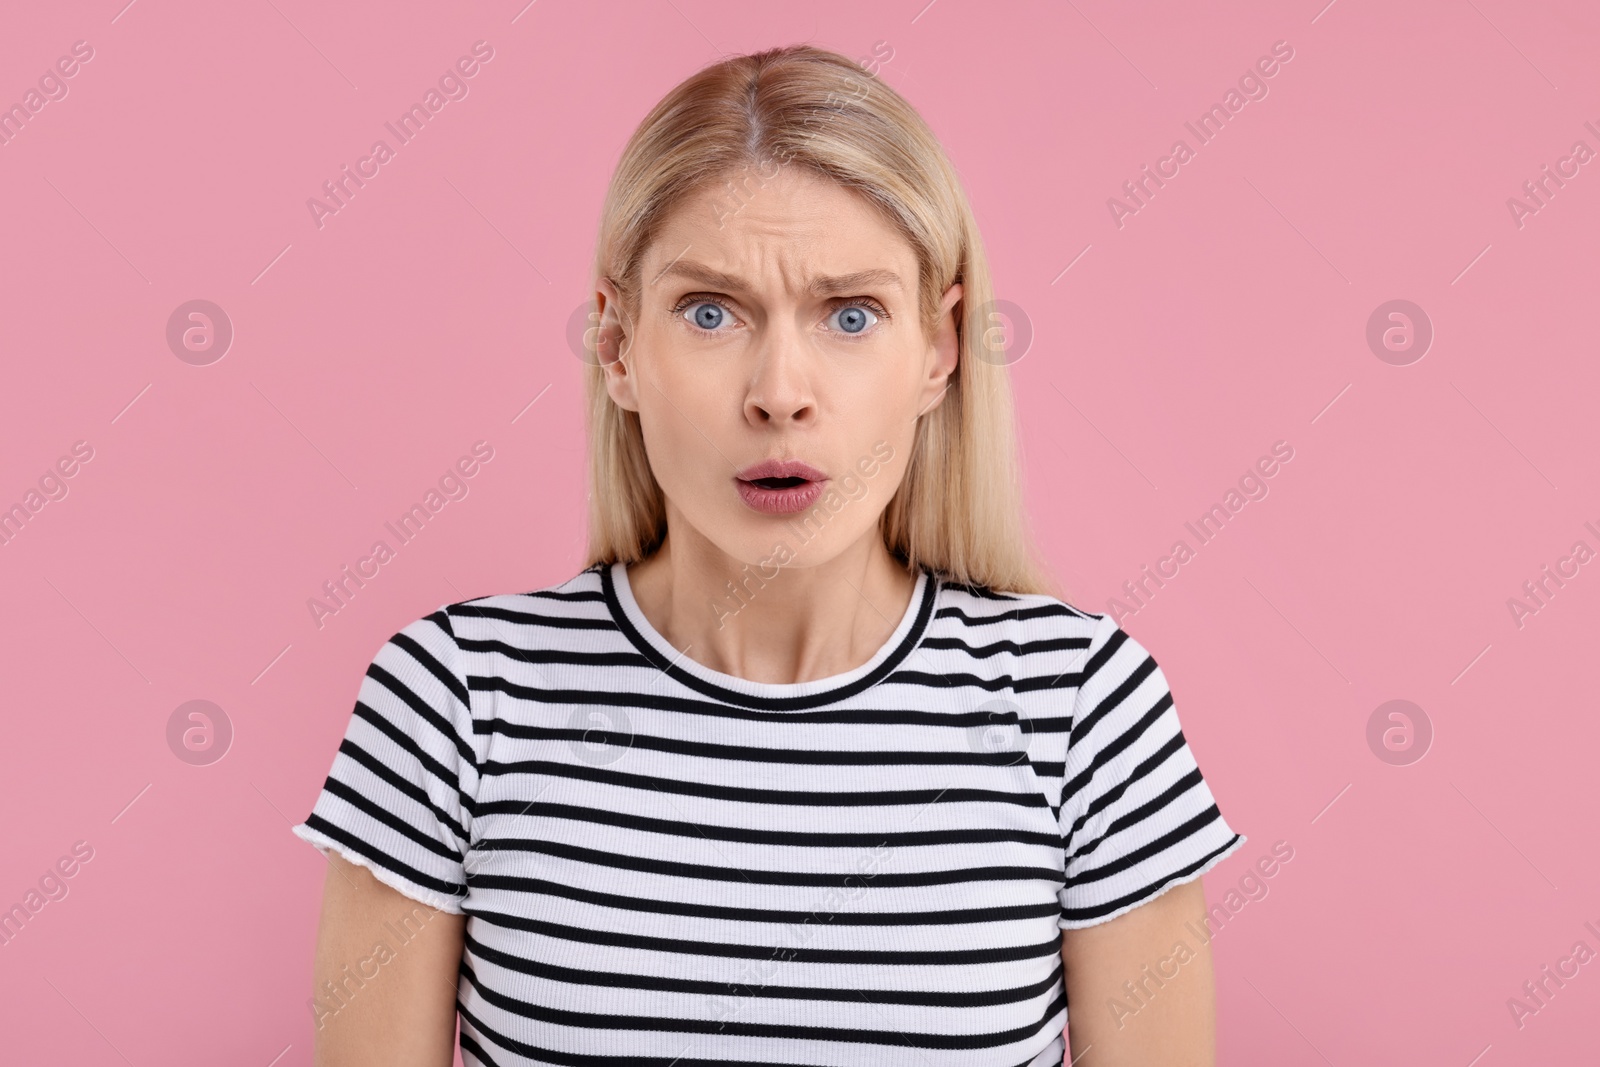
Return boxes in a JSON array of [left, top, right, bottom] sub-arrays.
[[743, 329, 816, 426]]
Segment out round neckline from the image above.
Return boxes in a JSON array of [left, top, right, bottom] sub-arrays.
[[601, 560, 940, 710]]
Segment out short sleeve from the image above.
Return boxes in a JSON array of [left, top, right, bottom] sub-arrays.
[[1057, 614, 1245, 929], [292, 605, 479, 914]]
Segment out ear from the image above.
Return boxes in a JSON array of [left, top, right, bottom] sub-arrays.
[[595, 276, 639, 412], [919, 281, 963, 414]]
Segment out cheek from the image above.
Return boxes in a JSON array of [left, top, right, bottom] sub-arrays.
[[638, 399, 704, 491], [634, 360, 732, 499]]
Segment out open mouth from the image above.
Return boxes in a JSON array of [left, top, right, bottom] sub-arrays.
[[733, 462, 829, 515]]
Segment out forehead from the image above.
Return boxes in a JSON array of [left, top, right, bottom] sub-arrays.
[[642, 167, 918, 291]]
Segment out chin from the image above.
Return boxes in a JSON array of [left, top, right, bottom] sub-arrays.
[[720, 521, 798, 567]]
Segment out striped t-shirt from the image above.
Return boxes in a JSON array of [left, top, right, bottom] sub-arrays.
[[293, 561, 1245, 1066]]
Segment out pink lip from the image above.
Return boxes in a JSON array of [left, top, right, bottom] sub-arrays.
[[733, 458, 829, 515], [735, 459, 828, 482]]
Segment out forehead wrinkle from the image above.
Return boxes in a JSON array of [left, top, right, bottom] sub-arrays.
[[654, 259, 904, 298]]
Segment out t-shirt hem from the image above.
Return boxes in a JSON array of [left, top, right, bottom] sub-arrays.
[[292, 822, 467, 916], [1057, 832, 1247, 931]]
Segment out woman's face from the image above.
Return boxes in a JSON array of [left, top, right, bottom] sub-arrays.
[[599, 167, 962, 571]]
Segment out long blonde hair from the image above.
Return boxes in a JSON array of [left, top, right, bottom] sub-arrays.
[[581, 44, 1059, 598]]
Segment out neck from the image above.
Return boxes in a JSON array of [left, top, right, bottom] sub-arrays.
[[625, 521, 918, 686]]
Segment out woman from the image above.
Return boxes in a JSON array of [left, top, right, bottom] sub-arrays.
[[294, 43, 1244, 1067]]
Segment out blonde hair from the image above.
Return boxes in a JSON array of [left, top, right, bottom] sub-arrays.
[[581, 44, 1060, 598]]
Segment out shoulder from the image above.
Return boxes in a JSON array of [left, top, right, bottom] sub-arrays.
[[366, 566, 611, 662], [431, 564, 611, 638], [917, 573, 1112, 698], [931, 572, 1105, 644], [927, 574, 1169, 686]]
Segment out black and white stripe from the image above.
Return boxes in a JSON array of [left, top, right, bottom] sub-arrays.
[[294, 561, 1244, 1065]]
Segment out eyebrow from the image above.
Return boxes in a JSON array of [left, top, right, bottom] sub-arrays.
[[653, 261, 905, 297]]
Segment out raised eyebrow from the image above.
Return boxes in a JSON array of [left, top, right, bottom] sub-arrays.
[[656, 262, 904, 297]]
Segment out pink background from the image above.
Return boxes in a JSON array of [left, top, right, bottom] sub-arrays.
[[2, 0, 1597, 1063]]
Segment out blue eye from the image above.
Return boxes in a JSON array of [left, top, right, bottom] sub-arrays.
[[672, 295, 887, 337], [833, 305, 876, 334], [685, 301, 726, 330]]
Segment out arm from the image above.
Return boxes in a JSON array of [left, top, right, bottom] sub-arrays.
[[1062, 878, 1216, 1067], [309, 852, 466, 1067]]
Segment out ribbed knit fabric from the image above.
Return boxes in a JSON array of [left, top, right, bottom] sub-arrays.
[[293, 561, 1245, 1066]]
